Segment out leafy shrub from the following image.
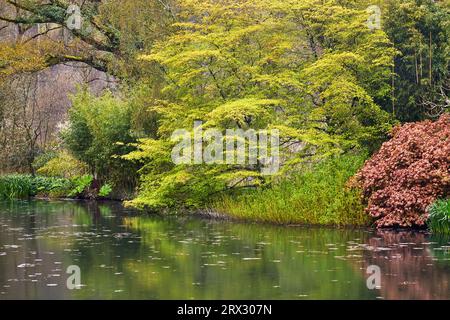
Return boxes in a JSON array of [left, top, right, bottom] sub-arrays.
[[37, 151, 89, 178], [68, 174, 94, 197], [46, 180, 75, 198], [98, 183, 113, 198], [32, 150, 58, 172], [0, 174, 74, 199], [62, 90, 138, 192], [356, 114, 450, 227], [33, 176, 75, 198], [0, 174, 112, 199], [428, 199, 450, 235]]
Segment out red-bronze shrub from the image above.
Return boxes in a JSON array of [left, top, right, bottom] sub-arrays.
[[356, 114, 450, 228]]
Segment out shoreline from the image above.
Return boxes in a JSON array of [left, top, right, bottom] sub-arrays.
[[1, 197, 434, 233]]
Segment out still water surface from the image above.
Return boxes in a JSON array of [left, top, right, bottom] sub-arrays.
[[0, 200, 449, 300]]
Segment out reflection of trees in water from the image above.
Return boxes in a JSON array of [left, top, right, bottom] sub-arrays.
[[360, 230, 450, 300], [2, 201, 449, 299], [0, 200, 139, 299], [120, 218, 377, 299]]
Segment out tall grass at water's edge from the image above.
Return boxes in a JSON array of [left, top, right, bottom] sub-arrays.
[[212, 154, 372, 226], [428, 199, 450, 235], [0, 174, 116, 200], [0, 175, 73, 199], [0, 175, 35, 199]]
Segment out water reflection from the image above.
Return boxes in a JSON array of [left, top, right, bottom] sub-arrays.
[[0, 200, 448, 300], [360, 230, 450, 300]]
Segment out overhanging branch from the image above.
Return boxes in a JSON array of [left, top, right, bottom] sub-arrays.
[[45, 54, 109, 73], [3, 0, 119, 53]]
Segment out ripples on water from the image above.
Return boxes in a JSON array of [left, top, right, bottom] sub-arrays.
[[0, 200, 448, 300]]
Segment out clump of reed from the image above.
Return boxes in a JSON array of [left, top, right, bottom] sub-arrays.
[[428, 199, 450, 235], [212, 153, 371, 226]]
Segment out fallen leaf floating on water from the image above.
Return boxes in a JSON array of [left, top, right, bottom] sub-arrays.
[[4, 245, 20, 249], [17, 263, 35, 268]]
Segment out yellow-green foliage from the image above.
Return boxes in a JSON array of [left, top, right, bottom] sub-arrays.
[[0, 43, 46, 81], [37, 151, 89, 179], [125, 0, 396, 211]]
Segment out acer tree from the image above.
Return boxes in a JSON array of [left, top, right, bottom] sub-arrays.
[[356, 114, 450, 228]]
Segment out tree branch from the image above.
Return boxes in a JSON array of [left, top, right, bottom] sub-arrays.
[[45, 54, 109, 73], [3, 0, 119, 53]]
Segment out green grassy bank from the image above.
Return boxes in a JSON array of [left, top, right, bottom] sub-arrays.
[[212, 154, 371, 226], [0, 174, 111, 200]]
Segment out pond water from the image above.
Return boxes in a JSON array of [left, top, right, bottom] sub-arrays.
[[0, 200, 448, 300]]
